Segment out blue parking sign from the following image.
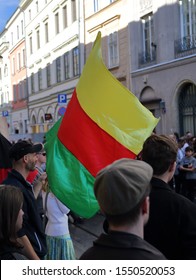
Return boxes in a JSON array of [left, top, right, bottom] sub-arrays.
[[58, 94, 67, 104], [2, 111, 8, 117]]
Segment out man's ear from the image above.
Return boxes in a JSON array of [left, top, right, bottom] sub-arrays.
[[141, 196, 149, 215], [169, 161, 176, 172], [23, 155, 28, 163]]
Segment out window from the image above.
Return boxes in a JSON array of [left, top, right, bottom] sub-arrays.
[[73, 47, 79, 76], [36, 1, 39, 13], [23, 79, 27, 98], [37, 29, 40, 49], [19, 81, 23, 100], [45, 22, 49, 43], [29, 36, 33, 54], [63, 5, 68, 28], [71, 0, 77, 22], [38, 68, 42, 90], [22, 49, 26, 67], [179, 0, 196, 48], [12, 57, 15, 75], [18, 53, 21, 70], [11, 32, 13, 45], [17, 25, 19, 40], [64, 52, 70, 79], [94, 0, 99, 12], [108, 31, 119, 68], [55, 12, 59, 34], [56, 57, 61, 83], [141, 14, 155, 63], [31, 73, 35, 93], [21, 20, 24, 35], [13, 84, 17, 102], [4, 64, 8, 77], [46, 63, 51, 87], [29, 9, 31, 21]]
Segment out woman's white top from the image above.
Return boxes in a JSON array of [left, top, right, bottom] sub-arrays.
[[42, 191, 70, 236]]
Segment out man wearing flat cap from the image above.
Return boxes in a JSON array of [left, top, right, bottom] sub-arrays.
[[3, 140, 47, 259], [80, 158, 166, 260]]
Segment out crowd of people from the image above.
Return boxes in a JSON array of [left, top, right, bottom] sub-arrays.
[[1, 131, 196, 260]]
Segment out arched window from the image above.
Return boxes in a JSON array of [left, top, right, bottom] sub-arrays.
[[178, 83, 196, 135]]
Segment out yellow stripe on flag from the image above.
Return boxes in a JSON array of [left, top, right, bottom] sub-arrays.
[[76, 32, 159, 155]]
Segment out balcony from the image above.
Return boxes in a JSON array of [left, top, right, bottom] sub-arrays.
[[175, 34, 196, 58], [138, 49, 156, 68]]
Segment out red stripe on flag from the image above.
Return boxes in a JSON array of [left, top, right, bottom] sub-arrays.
[[0, 168, 11, 184], [58, 90, 136, 177]]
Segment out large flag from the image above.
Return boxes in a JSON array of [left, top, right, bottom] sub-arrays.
[[0, 133, 12, 183], [45, 32, 159, 218]]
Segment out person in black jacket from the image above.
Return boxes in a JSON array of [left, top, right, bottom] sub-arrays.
[[0, 185, 28, 260], [80, 158, 166, 260], [142, 134, 196, 259], [3, 140, 47, 260]]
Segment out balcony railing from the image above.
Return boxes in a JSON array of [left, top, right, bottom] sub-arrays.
[[138, 49, 156, 68], [175, 34, 196, 58]]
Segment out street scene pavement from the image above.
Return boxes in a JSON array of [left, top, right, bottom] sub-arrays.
[[69, 212, 105, 259]]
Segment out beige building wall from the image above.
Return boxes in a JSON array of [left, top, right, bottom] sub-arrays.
[[84, 0, 131, 89]]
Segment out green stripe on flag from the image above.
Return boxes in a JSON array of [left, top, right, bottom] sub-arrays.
[[45, 119, 99, 218]]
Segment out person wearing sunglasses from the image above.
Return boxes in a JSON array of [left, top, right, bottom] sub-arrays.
[[27, 146, 47, 223]]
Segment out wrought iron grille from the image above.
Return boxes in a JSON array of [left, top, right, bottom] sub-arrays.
[[175, 34, 196, 58], [178, 83, 196, 136]]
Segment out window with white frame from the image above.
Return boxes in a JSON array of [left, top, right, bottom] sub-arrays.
[[46, 63, 51, 87], [38, 68, 42, 90], [64, 52, 70, 80], [108, 31, 119, 68], [17, 25, 19, 40], [71, 0, 77, 22], [55, 12, 60, 34], [21, 20, 24, 35], [4, 64, 8, 77], [45, 22, 49, 43], [22, 49, 26, 67], [63, 5, 68, 28], [179, 0, 196, 47], [141, 14, 155, 62], [12, 57, 15, 75], [36, 1, 39, 13], [18, 52, 21, 70], [29, 36, 33, 54], [56, 57, 61, 83], [94, 0, 99, 12], [11, 32, 13, 45], [31, 73, 35, 93], [37, 29, 40, 49], [73, 47, 79, 76]]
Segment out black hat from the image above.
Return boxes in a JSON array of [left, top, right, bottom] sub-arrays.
[[9, 140, 43, 161]]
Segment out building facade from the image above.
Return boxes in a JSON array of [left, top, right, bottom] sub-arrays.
[[19, 0, 84, 142], [0, 0, 196, 140], [129, 0, 196, 135]]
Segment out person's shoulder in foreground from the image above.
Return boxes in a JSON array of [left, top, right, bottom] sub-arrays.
[[142, 134, 196, 260], [80, 158, 166, 260]]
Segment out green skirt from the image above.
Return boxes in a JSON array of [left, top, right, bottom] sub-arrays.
[[45, 234, 76, 260]]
